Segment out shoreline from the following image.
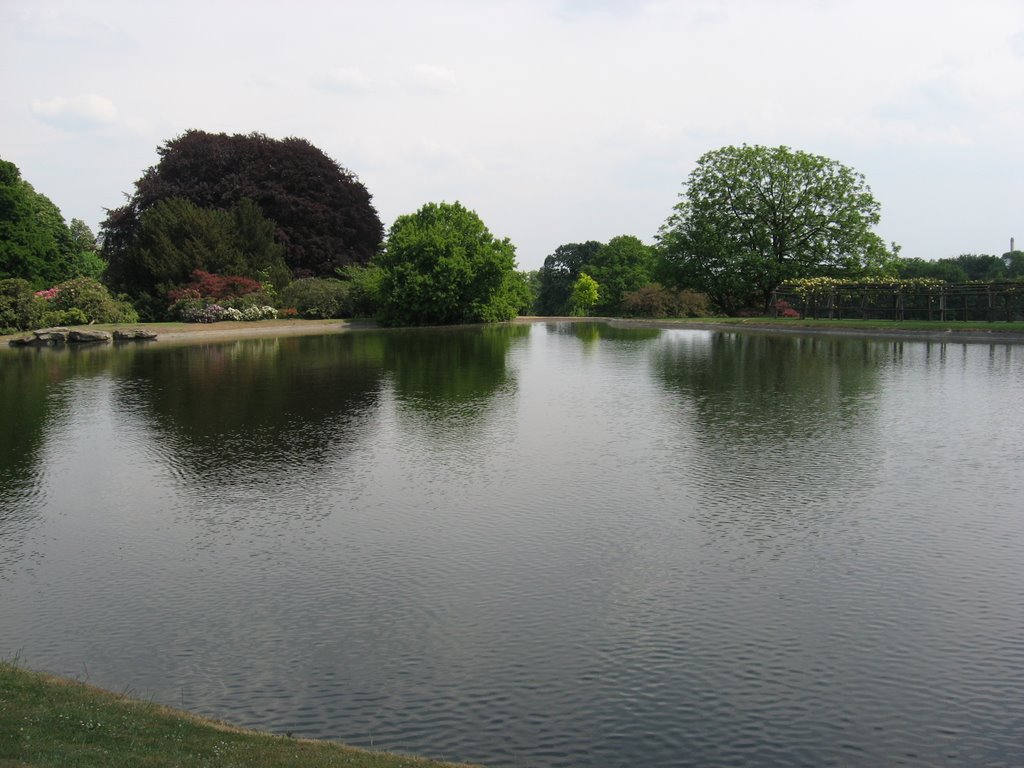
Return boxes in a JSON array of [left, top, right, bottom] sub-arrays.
[[1, 660, 476, 767], [4, 315, 1024, 348], [516, 316, 1024, 344]]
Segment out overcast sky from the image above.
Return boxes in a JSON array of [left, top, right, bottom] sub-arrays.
[[2, 0, 1023, 270]]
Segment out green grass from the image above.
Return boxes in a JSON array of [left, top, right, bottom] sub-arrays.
[[628, 316, 1024, 334], [0, 662, 476, 768]]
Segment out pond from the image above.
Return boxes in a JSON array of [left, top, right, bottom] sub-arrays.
[[2, 322, 1023, 767]]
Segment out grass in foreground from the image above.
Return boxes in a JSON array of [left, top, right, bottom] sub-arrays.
[[0, 662, 476, 768]]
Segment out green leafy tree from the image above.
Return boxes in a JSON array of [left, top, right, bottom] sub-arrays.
[[588, 235, 656, 315], [569, 272, 600, 316], [896, 257, 968, 283], [67, 218, 106, 279], [512, 270, 540, 315], [535, 241, 602, 315], [101, 130, 383, 283], [376, 201, 519, 326], [1003, 250, 1024, 278], [951, 253, 1007, 281], [0, 158, 76, 288], [658, 144, 896, 313]]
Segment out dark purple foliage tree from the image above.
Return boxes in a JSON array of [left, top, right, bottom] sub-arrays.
[[102, 130, 383, 290]]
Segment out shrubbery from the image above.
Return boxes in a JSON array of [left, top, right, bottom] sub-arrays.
[[165, 269, 279, 323], [337, 264, 382, 318], [172, 301, 278, 323], [0, 279, 41, 333], [1, 277, 138, 333], [166, 270, 263, 303], [42, 277, 139, 325], [621, 283, 710, 318], [277, 277, 350, 319]]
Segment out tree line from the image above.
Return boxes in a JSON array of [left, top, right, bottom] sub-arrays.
[[3, 134, 1021, 334]]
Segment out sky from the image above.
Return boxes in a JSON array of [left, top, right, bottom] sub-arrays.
[[2, 0, 1023, 271]]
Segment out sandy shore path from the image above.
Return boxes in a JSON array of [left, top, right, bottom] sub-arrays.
[[1, 319, 377, 348]]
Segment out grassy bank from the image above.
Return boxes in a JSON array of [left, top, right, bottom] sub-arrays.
[[0, 662, 476, 768], [605, 315, 1024, 339]]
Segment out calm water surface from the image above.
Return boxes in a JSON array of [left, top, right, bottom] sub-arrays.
[[2, 322, 1023, 767]]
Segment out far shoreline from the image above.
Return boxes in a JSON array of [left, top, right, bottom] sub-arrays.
[[4, 315, 1024, 349]]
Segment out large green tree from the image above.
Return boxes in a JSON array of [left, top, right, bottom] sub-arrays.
[[588, 235, 655, 315], [101, 130, 383, 283], [535, 240, 602, 315], [657, 144, 896, 313], [376, 201, 520, 326], [1, 159, 74, 288]]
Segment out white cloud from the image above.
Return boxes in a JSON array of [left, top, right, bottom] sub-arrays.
[[321, 67, 372, 92], [1012, 30, 1024, 58], [14, 5, 132, 48], [31, 94, 119, 132], [407, 64, 457, 93]]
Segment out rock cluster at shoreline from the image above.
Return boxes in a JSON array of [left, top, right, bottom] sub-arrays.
[[8, 327, 158, 347]]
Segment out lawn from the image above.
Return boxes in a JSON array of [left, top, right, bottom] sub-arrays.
[[0, 662, 475, 768]]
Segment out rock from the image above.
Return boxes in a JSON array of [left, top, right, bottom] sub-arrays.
[[8, 335, 39, 347], [8, 328, 70, 346], [113, 329, 158, 341], [68, 329, 112, 343]]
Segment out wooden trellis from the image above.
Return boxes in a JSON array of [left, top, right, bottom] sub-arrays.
[[772, 282, 1024, 322]]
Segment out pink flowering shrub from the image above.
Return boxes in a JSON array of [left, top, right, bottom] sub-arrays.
[[35, 287, 61, 301], [774, 300, 801, 318]]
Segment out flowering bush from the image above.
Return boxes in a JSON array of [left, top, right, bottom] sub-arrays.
[[166, 270, 263, 303], [241, 305, 277, 321], [45, 277, 138, 325], [174, 301, 277, 323], [774, 300, 801, 318], [175, 302, 226, 323], [35, 287, 61, 301]]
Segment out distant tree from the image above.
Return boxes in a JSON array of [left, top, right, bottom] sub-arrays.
[[101, 130, 383, 283], [69, 218, 97, 254], [951, 253, 1007, 281], [588, 235, 656, 315], [105, 196, 288, 312], [569, 273, 600, 316], [1003, 250, 1024, 278], [896, 257, 968, 283], [376, 201, 519, 326], [515, 270, 540, 314], [658, 144, 897, 313], [535, 241, 602, 315], [67, 218, 106, 279]]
